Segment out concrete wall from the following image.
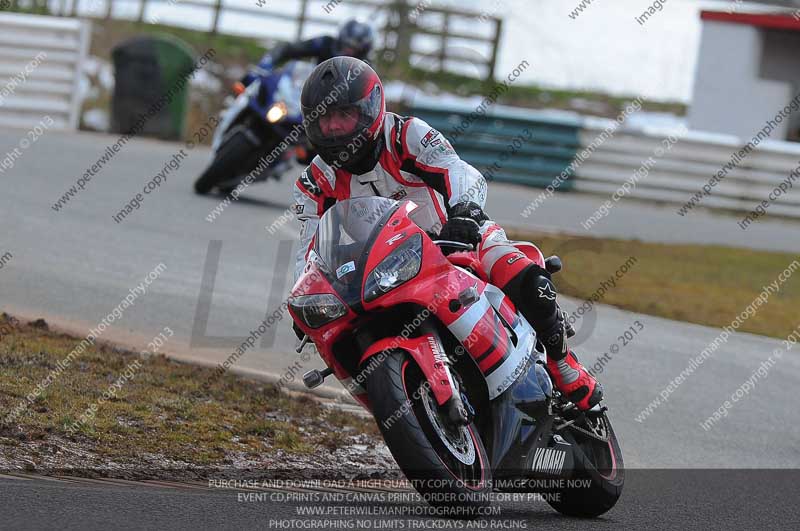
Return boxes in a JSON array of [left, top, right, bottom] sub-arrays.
[[688, 20, 793, 141], [760, 29, 800, 140]]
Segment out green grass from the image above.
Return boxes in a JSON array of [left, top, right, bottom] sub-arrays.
[[381, 64, 687, 117], [0, 316, 378, 468], [92, 19, 266, 64], [508, 231, 800, 340]]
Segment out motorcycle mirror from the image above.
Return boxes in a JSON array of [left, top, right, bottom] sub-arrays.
[[296, 335, 309, 353]]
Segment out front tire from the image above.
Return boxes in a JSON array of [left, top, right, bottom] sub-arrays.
[[364, 350, 492, 517], [194, 132, 256, 195]]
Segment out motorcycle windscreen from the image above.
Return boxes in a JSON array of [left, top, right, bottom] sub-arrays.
[[314, 197, 399, 306]]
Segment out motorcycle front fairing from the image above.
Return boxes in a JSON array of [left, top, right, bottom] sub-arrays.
[[293, 199, 518, 374], [356, 205, 565, 477], [212, 80, 259, 151], [213, 61, 310, 152], [246, 61, 309, 136], [289, 198, 558, 471]]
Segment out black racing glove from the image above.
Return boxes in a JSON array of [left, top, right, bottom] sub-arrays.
[[436, 202, 488, 255], [449, 202, 490, 224]]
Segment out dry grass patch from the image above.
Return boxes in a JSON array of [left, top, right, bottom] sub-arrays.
[[507, 231, 800, 340]]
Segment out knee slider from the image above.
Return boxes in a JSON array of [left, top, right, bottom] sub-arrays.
[[524, 267, 558, 322], [504, 263, 559, 332]]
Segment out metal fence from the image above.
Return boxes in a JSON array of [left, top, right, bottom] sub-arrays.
[[409, 100, 800, 219], [409, 101, 581, 190], [576, 126, 800, 218], [0, 10, 90, 129], [33, 0, 502, 82]]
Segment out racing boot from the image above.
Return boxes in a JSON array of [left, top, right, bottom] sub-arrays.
[[507, 266, 602, 410], [542, 315, 603, 410]]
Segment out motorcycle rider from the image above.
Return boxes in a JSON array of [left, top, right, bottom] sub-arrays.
[[291, 57, 602, 411], [243, 19, 375, 86]]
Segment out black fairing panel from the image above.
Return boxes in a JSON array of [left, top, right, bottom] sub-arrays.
[[489, 360, 552, 472]]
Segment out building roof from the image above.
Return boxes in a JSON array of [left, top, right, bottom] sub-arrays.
[[701, 11, 800, 31]]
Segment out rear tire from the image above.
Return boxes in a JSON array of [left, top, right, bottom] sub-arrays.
[[194, 132, 254, 195], [364, 350, 492, 517], [547, 412, 624, 518]]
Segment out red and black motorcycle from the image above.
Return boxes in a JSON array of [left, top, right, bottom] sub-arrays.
[[288, 197, 623, 517]]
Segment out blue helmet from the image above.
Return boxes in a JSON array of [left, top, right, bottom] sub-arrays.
[[337, 19, 375, 59]]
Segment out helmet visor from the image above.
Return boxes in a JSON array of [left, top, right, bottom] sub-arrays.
[[305, 84, 382, 149], [319, 107, 360, 137]]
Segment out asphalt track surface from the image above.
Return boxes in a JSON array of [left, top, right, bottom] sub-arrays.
[[1, 471, 799, 530], [1, 128, 799, 527]]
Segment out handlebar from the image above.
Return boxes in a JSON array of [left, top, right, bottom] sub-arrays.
[[433, 240, 475, 251]]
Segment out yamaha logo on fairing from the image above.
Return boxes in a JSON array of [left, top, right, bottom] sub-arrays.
[[531, 447, 566, 475], [427, 337, 447, 364]]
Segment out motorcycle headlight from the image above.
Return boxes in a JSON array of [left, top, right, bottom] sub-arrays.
[[289, 294, 347, 329], [364, 234, 423, 302], [266, 102, 288, 123]]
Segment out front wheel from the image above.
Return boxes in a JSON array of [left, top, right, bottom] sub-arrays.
[[547, 412, 624, 517], [365, 350, 492, 517], [194, 131, 257, 195]]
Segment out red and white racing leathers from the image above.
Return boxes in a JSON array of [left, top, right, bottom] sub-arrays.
[[292, 112, 544, 284]]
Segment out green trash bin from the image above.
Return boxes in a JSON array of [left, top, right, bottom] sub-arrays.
[[111, 35, 196, 140]]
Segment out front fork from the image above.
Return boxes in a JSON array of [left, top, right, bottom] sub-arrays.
[[443, 361, 474, 426], [358, 329, 472, 427]]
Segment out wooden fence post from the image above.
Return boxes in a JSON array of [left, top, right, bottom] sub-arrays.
[[487, 17, 503, 82], [136, 0, 147, 22], [210, 0, 222, 34], [296, 0, 308, 41], [439, 12, 449, 73], [393, 0, 412, 71]]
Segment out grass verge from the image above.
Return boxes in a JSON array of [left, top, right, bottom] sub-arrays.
[[386, 65, 687, 118], [0, 315, 385, 479], [507, 230, 800, 340]]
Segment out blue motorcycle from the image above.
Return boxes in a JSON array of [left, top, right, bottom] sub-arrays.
[[194, 61, 315, 195]]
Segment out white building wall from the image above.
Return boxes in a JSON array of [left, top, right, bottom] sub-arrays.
[[688, 20, 792, 141]]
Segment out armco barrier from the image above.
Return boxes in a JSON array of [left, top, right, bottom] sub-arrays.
[[575, 126, 800, 218], [407, 100, 800, 219], [0, 12, 90, 130], [407, 102, 581, 190]]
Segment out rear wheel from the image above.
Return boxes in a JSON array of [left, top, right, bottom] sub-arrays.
[[547, 411, 624, 517], [365, 350, 492, 517]]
